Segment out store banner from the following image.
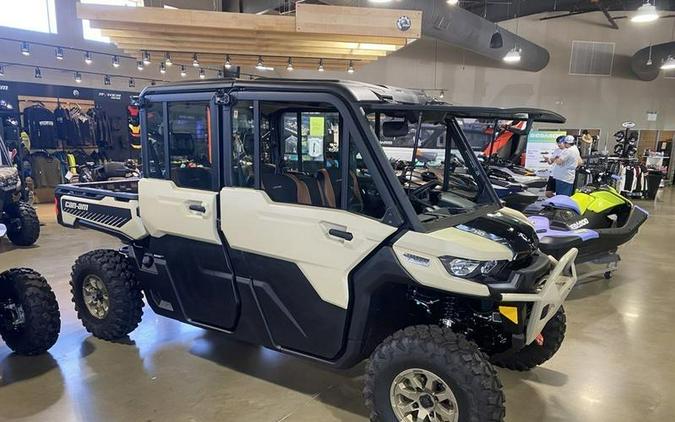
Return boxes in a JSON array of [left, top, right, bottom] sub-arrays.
[[525, 130, 566, 175]]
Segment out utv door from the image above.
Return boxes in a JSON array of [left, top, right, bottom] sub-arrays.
[[138, 94, 239, 331], [219, 93, 401, 359]]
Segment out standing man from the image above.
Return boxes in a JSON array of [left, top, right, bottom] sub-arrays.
[[543, 136, 566, 198], [551, 135, 582, 196], [580, 130, 593, 157]]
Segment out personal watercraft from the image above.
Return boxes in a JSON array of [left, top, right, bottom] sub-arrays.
[[527, 185, 648, 279]]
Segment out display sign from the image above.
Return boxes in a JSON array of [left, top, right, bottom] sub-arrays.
[[525, 130, 566, 175], [309, 116, 325, 137]]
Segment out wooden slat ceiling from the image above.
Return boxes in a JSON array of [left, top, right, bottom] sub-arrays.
[[77, 3, 422, 72]]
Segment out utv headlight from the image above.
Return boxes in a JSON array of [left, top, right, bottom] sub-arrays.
[[439, 256, 500, 278]]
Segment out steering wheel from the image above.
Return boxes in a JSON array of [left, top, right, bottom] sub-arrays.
[[406, 179, 440, 209]]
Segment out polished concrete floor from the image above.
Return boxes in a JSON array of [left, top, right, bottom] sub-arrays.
[[1, 190, 674, 422]]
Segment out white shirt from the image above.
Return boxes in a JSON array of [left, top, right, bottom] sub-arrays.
[[551, 145, 581, 183]]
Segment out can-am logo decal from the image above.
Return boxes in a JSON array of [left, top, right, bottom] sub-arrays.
[[403, 253, 430, 267], [39, 120, 54, 126], [396, 16, 412, 32], [64, 201, 89, 211], [569, 218, 589, 230]]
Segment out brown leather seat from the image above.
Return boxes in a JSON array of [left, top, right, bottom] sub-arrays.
[[316, 168, 363, 209], [261, 173, 311, 205]]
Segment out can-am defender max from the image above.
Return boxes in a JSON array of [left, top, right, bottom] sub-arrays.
[[0, 134, 40, 246], [55, 79, 577, 422]]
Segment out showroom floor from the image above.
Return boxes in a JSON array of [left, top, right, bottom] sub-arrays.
[[1, 190, 674, 422]]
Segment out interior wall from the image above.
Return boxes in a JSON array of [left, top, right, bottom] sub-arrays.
[[284, 12, 675, 150]]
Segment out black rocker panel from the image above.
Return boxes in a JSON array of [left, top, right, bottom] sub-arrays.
[[146, 236, 240, 330], [240, 251, 348, 360]]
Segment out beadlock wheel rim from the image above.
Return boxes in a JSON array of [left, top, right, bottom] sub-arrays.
[[82, 275, 110, 320], [389, 368, 459, 422]]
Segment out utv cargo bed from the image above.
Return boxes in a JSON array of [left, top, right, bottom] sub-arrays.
[[55, 179, 147, 241]]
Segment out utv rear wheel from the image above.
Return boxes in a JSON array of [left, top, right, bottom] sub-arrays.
[[364, 325, 505, 422], [0, 268, 60, 355], [6, 202, 40, 246], [71, 249, 143, 340], [491, 307, 566, 371]]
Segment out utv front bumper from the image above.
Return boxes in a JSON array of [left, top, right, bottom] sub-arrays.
[[499, 248, 578, 345]]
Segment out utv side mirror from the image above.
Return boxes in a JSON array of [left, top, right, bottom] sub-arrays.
[[382, 121, 410, 138]]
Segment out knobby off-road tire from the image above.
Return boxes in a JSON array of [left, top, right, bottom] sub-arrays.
[[0, 268, 60, 355], [491, 307, 566, 371], [364, 325, 505, 422], [71, 249, 143, 340], [6, 201, 40, 246]]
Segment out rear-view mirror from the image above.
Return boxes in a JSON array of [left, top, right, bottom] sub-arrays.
[[383, 121, 410, 138]]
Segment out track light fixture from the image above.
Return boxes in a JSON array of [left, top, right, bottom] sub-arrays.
[[439, 90, 445, 99], [490, 26, 503, 49], [164, 52, 172, 66], [128, 78, 135, 88], [151, 80, 156, 86], [217, 69, 224, 78], [137, 60, 144, 71], [142, 51, 151, 65], [287, 57, 294, 71], [193, 53, 200, 68], [55, 47, 64, 60], [112, 55, 120, 68], [104, 75, 111, 85], [159, 62, 166, 74], [347, 60, 355, 73], [256, 56, 265, 70], [84, 51, 93, 65], [180, 65, 187, 77], [20, 42, 30, 56], [199, 68, 206, 79], [503, 47, 522, 63], [225, 55, 232, 70], [318, 59, 325, 72], [661, 55, 675, 70], [632, 1, 659, 23], [74, 72, 82, 83], [34, 67, 42, 79]]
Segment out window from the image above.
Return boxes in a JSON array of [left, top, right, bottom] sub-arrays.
[[281, 111, 340, 175], [231, 101, 254, 187], [167, 101, 213, 190], [80, 0, 140, 42], [0, 0, 57, 34], [348, 136, 385, 219], [145, 102, 165, 179]]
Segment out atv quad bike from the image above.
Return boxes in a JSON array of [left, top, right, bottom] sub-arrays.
[[56, 80, 577, 422], [0, 134, 40, 246], [0, 224, 60, 355]]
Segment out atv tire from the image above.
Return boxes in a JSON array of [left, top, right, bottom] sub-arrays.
[[0, 268, 60, 355], [364, 325, 505, 422], [71, 249, 143, 340], [491, 307, 566, 371], [6, 202, 40, 246]]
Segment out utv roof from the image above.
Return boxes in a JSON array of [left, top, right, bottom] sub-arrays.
[[139, 78, 565, 124]]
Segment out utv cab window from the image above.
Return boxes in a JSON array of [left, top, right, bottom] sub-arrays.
[[145, 101, 165, 179], [167, 101, 213, 190], [231, 101, 255, 188], [369, 110, 499, 224]]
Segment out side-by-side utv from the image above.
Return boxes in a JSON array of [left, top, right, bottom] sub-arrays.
[[55, 79, 577, 422]]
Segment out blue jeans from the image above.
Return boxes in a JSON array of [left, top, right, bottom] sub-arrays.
[[555, 179, 574, 196]]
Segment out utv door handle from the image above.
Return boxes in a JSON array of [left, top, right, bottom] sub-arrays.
[[189, 204, 206, 213], [329, 228, 353, 241]]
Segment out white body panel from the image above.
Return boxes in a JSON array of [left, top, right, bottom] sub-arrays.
[[392, 227, 514, 298], [218, 188, 397, 309], [138, 178, 220, 244], [59, 194, 148, 240]]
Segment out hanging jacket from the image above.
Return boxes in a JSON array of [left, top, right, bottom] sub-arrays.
[[23, 105, 57, 148]]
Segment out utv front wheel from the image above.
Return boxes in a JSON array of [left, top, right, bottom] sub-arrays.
[[364, 325, 505, 422], [6, 201, 40, 246], [491, 307, 566, 371], [0, 268, 60, 355], [71, 249, 143, 340]]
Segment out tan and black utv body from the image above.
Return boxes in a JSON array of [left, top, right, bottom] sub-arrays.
[[56, 79, 576, 422]]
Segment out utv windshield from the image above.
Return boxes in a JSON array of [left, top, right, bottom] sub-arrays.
[[366, 108, 501, 225]]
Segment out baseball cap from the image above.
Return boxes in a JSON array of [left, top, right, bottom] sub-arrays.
[[563, 135, 576, 144]]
